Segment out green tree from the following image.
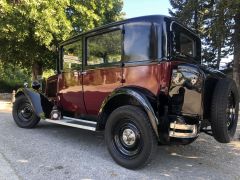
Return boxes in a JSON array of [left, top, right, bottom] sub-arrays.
[[169, 0, 240, 90], [169, 0, 228, 69], [227, 0, 240, 92], [0, 0, 124, 80]]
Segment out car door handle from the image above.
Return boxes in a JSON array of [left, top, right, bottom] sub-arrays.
[[80, 71, 87, 75]]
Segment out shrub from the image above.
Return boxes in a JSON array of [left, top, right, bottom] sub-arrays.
[[0, 79, 23, 93]]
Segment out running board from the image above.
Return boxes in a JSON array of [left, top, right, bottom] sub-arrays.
[[44, 116, 97, 131]]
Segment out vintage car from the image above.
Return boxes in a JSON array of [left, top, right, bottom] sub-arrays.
[[12, 15, 239, 169]]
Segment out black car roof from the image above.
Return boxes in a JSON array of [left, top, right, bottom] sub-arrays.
[[59, 15, 173, 46]]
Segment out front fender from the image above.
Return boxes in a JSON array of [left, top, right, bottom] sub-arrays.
[[15, 88, 53, 119], [99, 88, 159, 138]]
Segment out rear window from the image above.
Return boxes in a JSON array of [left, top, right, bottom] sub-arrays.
[[179, 33, 195, 57], [172, 22, 201, 61]]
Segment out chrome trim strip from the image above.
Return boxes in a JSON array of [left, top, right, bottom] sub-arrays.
[[170, 123, 196, 131], [169, 122, 197, 138], [169, 131, 197, 138], [63, 116, 97, 125], [44, 119, 96, 131]]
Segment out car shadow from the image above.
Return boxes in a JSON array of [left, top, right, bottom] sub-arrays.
[[34, 121, 240, 178]]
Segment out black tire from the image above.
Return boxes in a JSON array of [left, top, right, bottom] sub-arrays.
[[105, 105, 157, 169], [12, 95, 40, 128], [211, 78, 239, 143]]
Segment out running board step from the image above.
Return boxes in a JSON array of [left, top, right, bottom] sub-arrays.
[[44, 116, 97, 131]]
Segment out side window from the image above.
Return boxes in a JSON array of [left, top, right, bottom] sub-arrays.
[[124, 22, 152, 62], [62, 39, 82, 71], [87, 30, 122, 66]]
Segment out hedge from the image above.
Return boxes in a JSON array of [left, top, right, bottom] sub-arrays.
[[0, 80, 23, 93]]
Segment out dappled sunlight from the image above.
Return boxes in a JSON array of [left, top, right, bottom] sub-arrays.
[[195, 137, 208, 142], [170, 152, 201, 159], [0, 101, 12, 111], [228, 141, 240, 151], [17, 159, 29, 164]]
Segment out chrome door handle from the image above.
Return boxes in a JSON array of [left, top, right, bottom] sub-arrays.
[[80, 71, 87, 75]]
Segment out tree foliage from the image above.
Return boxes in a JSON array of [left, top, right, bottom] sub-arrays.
[[169, 0, 240, 90], [0, 0, 124, 79]]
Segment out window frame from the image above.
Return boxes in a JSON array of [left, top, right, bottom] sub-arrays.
[[170, 21, 201, 63], [84, 27, 123, 69]]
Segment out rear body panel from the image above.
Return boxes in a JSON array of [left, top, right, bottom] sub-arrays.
[[123, 62, 172, 96], [168, 61, 204, 118]]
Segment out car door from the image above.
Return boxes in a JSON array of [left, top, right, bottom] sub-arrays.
[[122, 22, 160, 95], [58, 38, 87, 117], [82, 28, 123, 116]]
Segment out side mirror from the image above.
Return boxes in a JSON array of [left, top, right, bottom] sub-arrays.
[[32, 81, 41, 90]]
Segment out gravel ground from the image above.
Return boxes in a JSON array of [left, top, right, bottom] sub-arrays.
[[0, 110, 240, 180]]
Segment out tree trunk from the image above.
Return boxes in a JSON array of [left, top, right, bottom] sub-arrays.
[[32, 62, 43, 81], [194, 0, 199, 34], [216, 45, 221, 70], [233, 12, 240, 93]]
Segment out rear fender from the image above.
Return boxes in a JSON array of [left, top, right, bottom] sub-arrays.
[[99, 87, 159, 138], [15, 88, 53, 119]]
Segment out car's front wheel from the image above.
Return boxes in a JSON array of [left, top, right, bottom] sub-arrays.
[[105, 105, 157, 169], [12, 95, 40, 128]]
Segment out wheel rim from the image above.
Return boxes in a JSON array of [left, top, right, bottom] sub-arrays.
[[226, 92, 236, 130], [113, 120, 143, 158], [17, 102, 34, 122]]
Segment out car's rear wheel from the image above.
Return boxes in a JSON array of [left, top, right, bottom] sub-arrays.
[[105, 105, 157, 169], [211, 78, 239, 143], [12, 95, 40, 128]]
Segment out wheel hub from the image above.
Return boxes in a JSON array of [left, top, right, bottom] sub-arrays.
[[122, 128, 136, 146], [18, 104, 33, 121], [226, 92, 236, 129], [113, 121, 142, 158]]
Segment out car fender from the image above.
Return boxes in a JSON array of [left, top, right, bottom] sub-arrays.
[[99, 87, 159, 138], [15, 88, 53, 119]]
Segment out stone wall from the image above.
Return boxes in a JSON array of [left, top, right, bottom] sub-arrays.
[[0, 93, 12, 101]]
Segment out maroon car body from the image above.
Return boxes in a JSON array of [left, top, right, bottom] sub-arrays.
[[13, 15, 239, 169]]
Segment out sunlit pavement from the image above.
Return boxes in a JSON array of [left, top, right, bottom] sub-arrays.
[[0, 105, 239, 179], [0, 101, 12, 112]]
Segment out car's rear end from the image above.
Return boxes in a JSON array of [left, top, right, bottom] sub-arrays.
[[159, 17, 239, 144]]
